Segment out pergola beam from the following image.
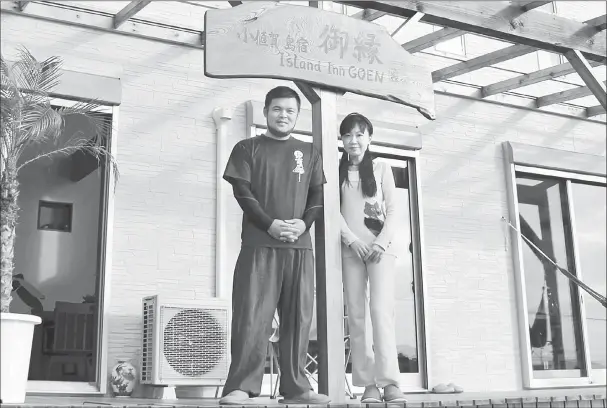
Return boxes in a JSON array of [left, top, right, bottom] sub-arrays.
[[113, 0, 151, 29], [536, 81, 607, 108], [432, 44, 535, 83], [391, 12, 424, 37], [402, 27, 463, 53], [585, 14, 607, 31], [481, 59, 603, 97], [351, 8, 387, 21], [516, 1, 552, 12], [16, 1, 29, 11], [337, 1, 607, 62], [565, 50, 607, 109], [587, 105, 606, 118]]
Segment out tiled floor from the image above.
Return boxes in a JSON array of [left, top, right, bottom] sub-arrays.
[[8, 388, 607, 408]]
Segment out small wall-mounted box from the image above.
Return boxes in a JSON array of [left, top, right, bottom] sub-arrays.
[[38, 200, 73, 232]]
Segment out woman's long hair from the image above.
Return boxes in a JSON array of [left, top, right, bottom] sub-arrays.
[[339, 113, 377, 198]]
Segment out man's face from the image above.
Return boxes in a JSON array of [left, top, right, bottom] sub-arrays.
[[264, 97, 299, 138]]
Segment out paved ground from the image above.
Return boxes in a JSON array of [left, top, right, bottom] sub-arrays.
[[7, 388, 607, 408]]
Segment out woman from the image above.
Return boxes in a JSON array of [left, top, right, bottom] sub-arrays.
[[339, 113, 406, 403]]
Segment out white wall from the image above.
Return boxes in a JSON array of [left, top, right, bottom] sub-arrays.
[[12, 115, 101, 313], [2, 4, 605, 393]]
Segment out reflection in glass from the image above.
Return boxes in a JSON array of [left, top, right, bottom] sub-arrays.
[[571, 183, 607, 370], [516, 175, 585, 377]]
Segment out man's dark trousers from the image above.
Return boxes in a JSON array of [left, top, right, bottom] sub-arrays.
[[221, 246, 314, 398]]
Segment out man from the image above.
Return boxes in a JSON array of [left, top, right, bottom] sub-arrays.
[[219, 86, 330, 405]]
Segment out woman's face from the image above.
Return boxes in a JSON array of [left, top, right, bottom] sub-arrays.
[[342, 124, 371, 159]]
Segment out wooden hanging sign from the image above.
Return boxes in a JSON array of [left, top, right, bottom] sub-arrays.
[[204, 2, 436, 120]]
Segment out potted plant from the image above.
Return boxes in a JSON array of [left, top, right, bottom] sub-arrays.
[[0, 48, 119, 404]]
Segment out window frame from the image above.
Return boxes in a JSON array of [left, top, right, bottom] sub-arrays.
[[503, 142, 606, 389], [25, 97, 118, 395]]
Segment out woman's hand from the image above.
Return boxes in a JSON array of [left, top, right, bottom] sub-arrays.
[[364, 243, 385, 263], [349, 240, 370, 260]]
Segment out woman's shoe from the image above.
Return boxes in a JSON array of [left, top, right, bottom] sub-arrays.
[[360, 385, 382, 403], [383, 384, 407, 402]]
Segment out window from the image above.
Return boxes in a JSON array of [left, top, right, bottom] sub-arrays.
[[505, 144, 606, 387]]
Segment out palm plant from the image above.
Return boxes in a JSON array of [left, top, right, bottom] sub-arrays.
[[1, 47, 119, 313]]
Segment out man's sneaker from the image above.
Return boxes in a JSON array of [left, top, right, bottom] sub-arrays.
[[383, 384, 407, 402], [360, 385, 382, 403], [279, 390, 331, 405]]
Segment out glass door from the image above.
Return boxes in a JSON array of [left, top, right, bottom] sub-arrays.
[[341, 154, 426, 392], [260, 144, 427, 396]]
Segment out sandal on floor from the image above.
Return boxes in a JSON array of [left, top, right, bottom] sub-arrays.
[[383, 384, 407, 402], [360, 385, 382, 403], [432, 383, 464, 394]]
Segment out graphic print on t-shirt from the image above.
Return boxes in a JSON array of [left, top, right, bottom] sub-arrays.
[[363, 200, 385, 237], [293, 150, 305, 182]]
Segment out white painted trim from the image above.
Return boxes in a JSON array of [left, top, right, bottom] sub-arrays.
[[97, 105, 119, 395], [566, 180, 593, 380], [503, 152, 535, 389], [50, 98, 112, 113], [505, 142, 607, 178], [527, 377, 596, 388], [26, 381, 101, 395], [410, 154, 432, 391], [212, 107, 233, 299], [515, 165, 607, 185]]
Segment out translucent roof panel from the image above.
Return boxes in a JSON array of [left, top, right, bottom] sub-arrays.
[[52, 1, 228, 31], [12, 0, 606, 119], [555, 1, 607, 23]]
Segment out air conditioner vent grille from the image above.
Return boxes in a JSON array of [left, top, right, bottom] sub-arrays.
[[161, 307, 228, 377]]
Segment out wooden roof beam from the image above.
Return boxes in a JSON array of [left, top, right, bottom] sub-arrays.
[[481, 59, 603, 97], [432, 44, 535, 83], [565, 49, 607, 109], [402, 27, 463, 53], [587, 105, 605, 118], [351, 8, 387, 21], [585, 14, 607, 32], [337, 1, 606, 62], [391, 12, 424, 37], [113, 0, 151, 29], [16, 1, 29, 11], [536, 81, 607, 107], [515, 1, 552, 12]]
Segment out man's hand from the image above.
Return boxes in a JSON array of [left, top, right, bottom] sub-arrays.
[[282, 219, 306, 242], [268, 220, 299, 242], [268, 220, 293, 241], [349, 240, 370, 260], [364, 243, 385, 263]]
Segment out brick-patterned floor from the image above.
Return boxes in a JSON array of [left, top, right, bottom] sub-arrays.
[[7, 389, 606, 408]]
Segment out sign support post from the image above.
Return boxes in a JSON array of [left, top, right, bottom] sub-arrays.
[[296, 82, 345, 402]]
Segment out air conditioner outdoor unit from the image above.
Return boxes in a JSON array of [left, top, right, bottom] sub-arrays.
[[140, 295, 230, 386]]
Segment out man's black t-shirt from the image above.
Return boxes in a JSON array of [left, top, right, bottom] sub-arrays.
[[223, 135, 325, 249]]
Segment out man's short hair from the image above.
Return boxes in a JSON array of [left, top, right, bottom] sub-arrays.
[[264, 86, 301, 111]]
